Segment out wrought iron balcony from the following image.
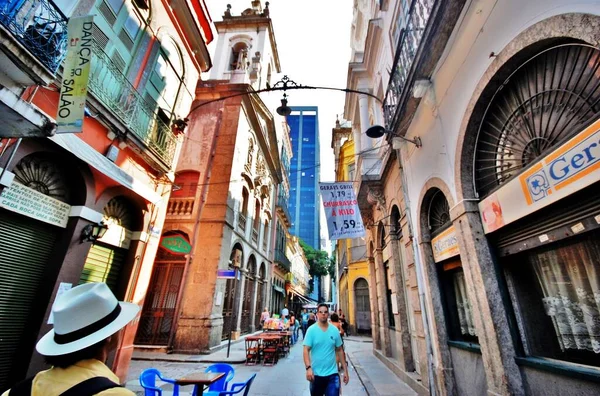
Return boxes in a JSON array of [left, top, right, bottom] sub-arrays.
[[274, 248, 291, 272], [383, 0, 435, 131], [276, 193, 291, 227], [0, 0, 68, 72], [88, 41, 177, 166]]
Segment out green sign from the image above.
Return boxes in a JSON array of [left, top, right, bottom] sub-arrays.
[[160, 235, 191, 254]]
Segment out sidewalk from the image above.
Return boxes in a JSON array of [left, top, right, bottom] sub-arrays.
[[127, 334, 416, 396]]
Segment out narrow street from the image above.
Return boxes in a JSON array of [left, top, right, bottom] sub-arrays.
[[126, 335, 416, 396]]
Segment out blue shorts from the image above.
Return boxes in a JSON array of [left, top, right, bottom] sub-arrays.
[[310, 374, 340, 396]]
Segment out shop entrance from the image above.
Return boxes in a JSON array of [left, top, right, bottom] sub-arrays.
[[354, 278, 371, 333], [0, 209, 57, 390], [135, 246, 186, 345]]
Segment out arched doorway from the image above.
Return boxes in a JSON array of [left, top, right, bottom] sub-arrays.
[[79, 196, 139, 298], [0, 153, 81, 389], [354, 278, 371, 333], [254, 263, 265, 329], [222, 246, 242, 340], [135, 231, 189, 345], [241, 256, 256, 334]]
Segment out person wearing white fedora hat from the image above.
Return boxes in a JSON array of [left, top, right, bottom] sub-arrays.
[[2, 283, 140, 396]]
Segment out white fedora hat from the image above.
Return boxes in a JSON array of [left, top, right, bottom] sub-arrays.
[[36, 282, 140, 356]]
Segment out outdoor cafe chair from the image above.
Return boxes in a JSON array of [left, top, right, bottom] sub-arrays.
[[199, 363, 235, 396], [216, 373, 257, 396], [139, 368, 180, 396], [244, 336, 261, 365]]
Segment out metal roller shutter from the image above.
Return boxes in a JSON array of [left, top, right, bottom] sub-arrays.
[[0, 210, 57, 390], [79, 243, 126, 293]]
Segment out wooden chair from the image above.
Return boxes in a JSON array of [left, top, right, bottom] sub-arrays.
[[245, 337, 260, 365], [262, 337, 279, 366]]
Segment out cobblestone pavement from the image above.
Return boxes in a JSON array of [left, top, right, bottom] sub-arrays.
[[126, 335, 416, 396]]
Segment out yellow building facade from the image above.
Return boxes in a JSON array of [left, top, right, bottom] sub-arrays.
[[333, 125, 370, 334]]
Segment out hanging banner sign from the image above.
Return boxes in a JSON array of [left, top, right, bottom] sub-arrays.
[[56, 15, 94, 133], [160, 233, 191, 255], [0, 181, 70, 227], [319, 182, 365, 240], [479, 117, 600, 233], [431, 225, 460, 263]]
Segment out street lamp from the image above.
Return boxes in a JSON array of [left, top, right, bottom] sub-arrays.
[[365, 125, 422, 148], [186, 75, 383, 118], [80, 222, 108, 243]]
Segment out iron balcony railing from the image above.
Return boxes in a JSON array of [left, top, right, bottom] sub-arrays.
[[276, 193, 291, 225], [274, 248, 291, 271], [88, 41, 177, 166], [0, 0, 68, 72], [383, 0, 435, 131]]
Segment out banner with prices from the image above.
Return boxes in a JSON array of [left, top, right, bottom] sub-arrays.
[[319, 182, 365, 240]]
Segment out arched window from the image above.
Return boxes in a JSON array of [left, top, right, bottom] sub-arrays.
[[427, 189, 450, 235], [230, 42, 249, 70]]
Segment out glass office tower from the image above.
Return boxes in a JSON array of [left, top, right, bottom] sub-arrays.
[[287, 107, 320, 250]]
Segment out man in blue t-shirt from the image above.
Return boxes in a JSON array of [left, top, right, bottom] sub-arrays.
[[303, 303, 349, 395]]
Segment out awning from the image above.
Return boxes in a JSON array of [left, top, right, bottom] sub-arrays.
[[272, 284, 285, 294], [295, 293, 317, 305], [49, 134, 161, 203]]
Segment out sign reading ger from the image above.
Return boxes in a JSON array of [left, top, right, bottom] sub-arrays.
[[480, 118, 600, 233], [431, 225, 460, 263]]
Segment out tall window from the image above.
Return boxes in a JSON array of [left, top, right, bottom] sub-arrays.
[[384, 261, 395, 328], [505, 230, 600, 366]]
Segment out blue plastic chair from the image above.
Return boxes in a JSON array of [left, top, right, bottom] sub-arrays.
[[218, 374, 257, 396], [195, 363, 235, 396], [139, 368, 180, 396]]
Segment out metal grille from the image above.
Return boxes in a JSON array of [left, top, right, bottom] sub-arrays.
[[92, 23, 109, 49], [474, 43, 600, 198], [13, 155, 69, 202], [98, 1, 117, 25], [118, 29, 134, 51], [135, 261, 185, 345], [254, 281, 264, 329], [111, 50, 126, 73], [79, 243, 126, 293], [428, 189, 450, 234], [0, 210, 57, 389]]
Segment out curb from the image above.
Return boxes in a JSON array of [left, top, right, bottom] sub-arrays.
[[346, 351, 380, 396], [132, 356, 247, 364]]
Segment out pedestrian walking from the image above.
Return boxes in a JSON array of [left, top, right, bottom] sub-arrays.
[[260, 307, 270, 329], [303, 303, 349, 396], [307, 312, 316, 328], [289, 312, 297, 344], [281, 305, 289, 319], [3, 282, 140, 396], [301, 309, 309, 338]]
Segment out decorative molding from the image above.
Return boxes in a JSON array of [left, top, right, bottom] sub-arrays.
[[367, 185, 386, 211]]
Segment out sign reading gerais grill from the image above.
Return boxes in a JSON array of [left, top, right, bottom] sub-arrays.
[[320, 182, 365, 240], [479, 118, 600, 234], [56, 15, 94, 133]]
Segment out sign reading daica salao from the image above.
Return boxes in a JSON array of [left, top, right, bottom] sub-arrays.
[[56, 15, 94, 133], [320, 182, 365, 240], [0, 181, 70, 227], [480, 117, 600, 233]]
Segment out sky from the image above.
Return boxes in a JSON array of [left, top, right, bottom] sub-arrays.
[[204, 0, 354, 249]]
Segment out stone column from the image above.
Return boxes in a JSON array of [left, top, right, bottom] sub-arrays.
[[374, 248, 392, 356], [367, 256, 381, 350], [249, 275, 259, 333], [450, 201, 524, 396], [389, 235, 415, 371], [358, 94, 371, 153], [418, 237, 457, 396], [232, 268, 247, 339]]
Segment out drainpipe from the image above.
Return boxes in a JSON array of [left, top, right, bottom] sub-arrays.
[[167, 108, 223, 351], [396, 147, 437, 396]]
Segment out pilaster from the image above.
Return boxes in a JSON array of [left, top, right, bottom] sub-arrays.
[[450, 201, 524, 396]]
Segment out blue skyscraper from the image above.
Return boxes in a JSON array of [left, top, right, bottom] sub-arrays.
[[287, 107, 320, 250]]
